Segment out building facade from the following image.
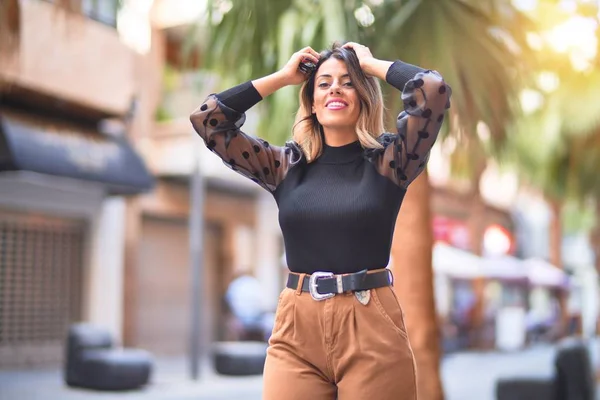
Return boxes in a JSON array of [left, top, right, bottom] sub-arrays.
[[0, 0, 521, 371], [123, 23, 286, 356], [0, 0, 152, 369]]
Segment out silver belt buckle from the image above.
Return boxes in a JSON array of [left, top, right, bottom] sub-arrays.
[[309, 271, 335, 301]]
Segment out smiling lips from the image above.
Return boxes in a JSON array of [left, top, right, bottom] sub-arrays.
[[325, 99, 348, 110]]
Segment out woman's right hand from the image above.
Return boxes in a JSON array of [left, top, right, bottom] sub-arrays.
[[278, 47, 320, 86]]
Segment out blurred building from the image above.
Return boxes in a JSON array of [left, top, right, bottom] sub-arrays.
[[0, 1, 153, 369], [124, 19, 286, 357], [0, 0, 530, 372], [0, 0, 285, 371]]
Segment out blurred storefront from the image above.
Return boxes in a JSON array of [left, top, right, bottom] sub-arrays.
[[0, 1, 286, 370], [430, 185, 585, 352], [0, 1, 152, 369], [431, 186, 516, 254], [120, 22, 286, 358], [429, 169, 532, 351]]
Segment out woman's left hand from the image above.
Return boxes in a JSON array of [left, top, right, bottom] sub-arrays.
[[343, 42, 375, 74]]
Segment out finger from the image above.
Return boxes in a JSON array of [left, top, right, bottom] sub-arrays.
[[343, 42, 360, 49], [300, 46, 320, 59], [298, 52, 319, 64], [344, 42, 369, 53]]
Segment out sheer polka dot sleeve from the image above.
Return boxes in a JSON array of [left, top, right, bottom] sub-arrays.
[[190, 94, 303, 192], [370, 65, 451, 189]]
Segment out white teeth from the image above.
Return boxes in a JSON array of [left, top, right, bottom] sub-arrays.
[[327, 102, 346, 108]]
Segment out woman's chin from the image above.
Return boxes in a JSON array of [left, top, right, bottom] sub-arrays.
[[319, 118, 358, 131]]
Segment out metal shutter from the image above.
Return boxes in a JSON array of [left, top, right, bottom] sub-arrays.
[[0, 210, 85, 369]]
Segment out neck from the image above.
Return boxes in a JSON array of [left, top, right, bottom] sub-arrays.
[[322, 127, 359, 147]]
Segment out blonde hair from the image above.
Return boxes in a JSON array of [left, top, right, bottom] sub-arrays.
[[292, 43, 385, 162]]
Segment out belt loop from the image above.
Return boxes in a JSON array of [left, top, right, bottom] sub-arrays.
[[296, 273, 306, 295]]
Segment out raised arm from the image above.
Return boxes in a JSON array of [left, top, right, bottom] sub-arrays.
[[189, 47, 320, 192], [381, 61, 451, 188], [344, 43, 452, 188]]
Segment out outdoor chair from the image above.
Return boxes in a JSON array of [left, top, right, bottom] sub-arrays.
[[64, 323, 153, 391], [496, 337, 596, 400], [213, 341, 267, 376]]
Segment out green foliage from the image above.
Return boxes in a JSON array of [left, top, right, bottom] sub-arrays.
[[372, 0, 531, 147], [154, 106, 172, 122], [563, 198, 597, 235], [502, 0, 600, 234], [193, 0, 530, 149]]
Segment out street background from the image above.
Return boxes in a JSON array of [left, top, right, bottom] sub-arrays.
[[1, 0, 600, 399], [2, 341, 597, 400]]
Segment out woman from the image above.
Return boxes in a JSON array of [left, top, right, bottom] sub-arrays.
[[190, 42, 451, 400]]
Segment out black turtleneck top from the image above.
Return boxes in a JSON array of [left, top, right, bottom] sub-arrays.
[[190, 61, 451, 275]]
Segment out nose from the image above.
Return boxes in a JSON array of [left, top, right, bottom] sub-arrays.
[[330, 82, 342, 94]]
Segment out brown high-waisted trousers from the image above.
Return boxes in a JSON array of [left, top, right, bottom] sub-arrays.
[[262, 270, 418, 400]]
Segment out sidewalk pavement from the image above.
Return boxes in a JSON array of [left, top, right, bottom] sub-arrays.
[[1, 340, 599, 400], [0, 358, 263, 400]]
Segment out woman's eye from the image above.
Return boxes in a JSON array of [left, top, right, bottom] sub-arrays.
[[318, 82, 330, 88], [344, 81, 353, 87]]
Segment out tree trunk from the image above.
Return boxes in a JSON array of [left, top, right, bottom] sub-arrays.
[[467, 158, 487, 257], [591, 199, 600, 337], [548, 199, 563, 269], [593, 199, 600, 276], [548, 197, 568, 336], [466, 158, 487, 348], [0, 0, 20, 56], [392, 171, 443, 400]]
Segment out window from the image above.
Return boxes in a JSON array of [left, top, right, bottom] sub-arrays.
[[81, 0, 119, 27], [39, 0, 119, 28]]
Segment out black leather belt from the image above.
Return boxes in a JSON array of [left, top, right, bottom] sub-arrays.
[[286, 269, 393, 301]]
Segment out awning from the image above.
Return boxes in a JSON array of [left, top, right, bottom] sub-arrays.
[[523, 258, 570, 289], [481, 255, 529, 283], [433, 242, 482, 279], [0, 109, 154, 195]]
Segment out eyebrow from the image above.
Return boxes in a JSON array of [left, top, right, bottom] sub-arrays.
[[316, 73, 351, 79]]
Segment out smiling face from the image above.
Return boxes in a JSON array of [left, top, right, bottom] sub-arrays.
[[292, 44, 385, 160], [311, 58, 361, 134]]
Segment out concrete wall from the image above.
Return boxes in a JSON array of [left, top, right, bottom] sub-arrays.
[[0, 172, 126, 343], [0, 1, 135, 116]]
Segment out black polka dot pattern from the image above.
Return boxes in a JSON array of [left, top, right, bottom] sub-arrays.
[[368, 69, 451, 188], [188, 63, 450, 193], [396, 169, 407, 181], [186, 62, 451, 275], [188, 95, 304, 192]]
